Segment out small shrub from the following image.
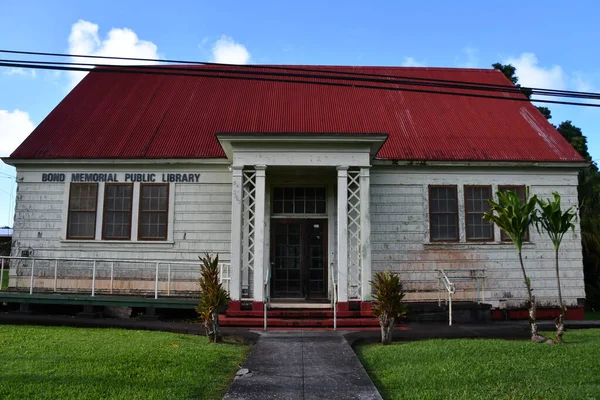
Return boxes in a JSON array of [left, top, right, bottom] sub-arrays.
[[196, 253, 229, 343], [371, 271, 407, 345]]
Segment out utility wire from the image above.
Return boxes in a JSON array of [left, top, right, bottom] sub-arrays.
[[5, 57, 600, 101], [1, 59, 599, 108], [2, 48, 599, 99]]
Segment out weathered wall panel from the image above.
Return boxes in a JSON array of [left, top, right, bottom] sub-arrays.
[[370, 166, 584, 307], [8, 163, 585, 307]]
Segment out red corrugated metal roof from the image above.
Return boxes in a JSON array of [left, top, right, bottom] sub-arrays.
[[9, 65, 584, 162]]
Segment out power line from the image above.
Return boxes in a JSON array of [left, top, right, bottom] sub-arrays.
[[7, 57, 600, 101], [2, 59, 600, 108], [3, 48, 600, 99]]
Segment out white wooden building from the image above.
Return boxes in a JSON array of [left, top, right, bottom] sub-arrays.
[[3, 65, 587, 314]]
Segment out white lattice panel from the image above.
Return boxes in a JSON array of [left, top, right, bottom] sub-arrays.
[[347, 169, 362, 299], [242, 169, 256, 299]]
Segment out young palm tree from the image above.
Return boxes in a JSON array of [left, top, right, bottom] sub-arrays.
[[196, 253, 229, 343], [483, 190, 545, 342], [371, 271, 407, 345], [535, 192, 578, 343]]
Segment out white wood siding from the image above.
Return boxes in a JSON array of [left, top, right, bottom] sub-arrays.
[[9, 163, 585, 307], [9, 165, 232, 294], [370, 166, 584, 307]]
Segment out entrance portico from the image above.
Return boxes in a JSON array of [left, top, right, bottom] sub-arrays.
[[218, 133, 387, 310]]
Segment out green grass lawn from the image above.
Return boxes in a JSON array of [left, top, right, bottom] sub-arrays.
[[356, 329, 600, 400], [1, 268, 7, 290], [0, 325, 248, 400]]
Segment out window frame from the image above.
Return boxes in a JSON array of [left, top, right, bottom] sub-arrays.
[[464, 185, 494, 242], [138, 183, 170, 241], [101, 183, 134, 241], [66, 182, 99, 240], [272, 186, 327, 215], [428, 185, 459, 243], [498, 185, 530, 242]]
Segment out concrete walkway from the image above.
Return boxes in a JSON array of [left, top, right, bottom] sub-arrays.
[[223, 331, 382, 400]]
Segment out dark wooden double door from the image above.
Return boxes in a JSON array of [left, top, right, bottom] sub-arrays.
[[271, 219, 327, 300]]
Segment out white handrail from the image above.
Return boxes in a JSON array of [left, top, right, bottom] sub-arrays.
[[438, 269, 456, 326], [0, 258, 4, 291], [264, 265, 271, 331], [0, 255, 231, 299], [330, 262, 337, 330]]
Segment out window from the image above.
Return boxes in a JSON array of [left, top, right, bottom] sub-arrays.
[[139, 184, 169, 240], [429, 186, 458, 241], [273, 187, 326, 214], [102, 184, 133, 240], [498, 185, 529, 242], [67, 183, 98, 239], [465, 186, 493, 241]]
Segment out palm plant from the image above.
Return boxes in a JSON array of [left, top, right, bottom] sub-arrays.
[[483, 190, 545, 342], [196, 253, 229, 343], [535, 192, 578, 343], [371, 271, 407, 345]]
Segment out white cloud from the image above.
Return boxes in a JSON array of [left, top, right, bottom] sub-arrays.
[[0, 109, 35, 157], [457, 46, 479, 68], [5, 68, 36, 78], [67, 19, 160, 88], [211, 35, 251, 64], [504, 52, 565, 90], [572, 73, 594, 93], [401, 57, 425, 67]]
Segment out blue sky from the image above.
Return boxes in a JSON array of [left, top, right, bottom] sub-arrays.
[[0, 0, 599, 226]]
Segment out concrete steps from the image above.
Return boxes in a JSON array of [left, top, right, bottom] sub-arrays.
[[220, 301, 492, 328], [220, 306, 377, 328], [219, 315, 379, 328]]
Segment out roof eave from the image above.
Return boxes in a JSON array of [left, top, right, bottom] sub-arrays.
[[372, 159, 590, 168], [216, 132, 389, 161]]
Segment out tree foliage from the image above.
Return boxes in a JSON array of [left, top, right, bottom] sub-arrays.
[[492, 62, 533, 99], [484, 190, 537, 253], [555, 120, 600, 309], [537, 106, 553, 120], [196, 253, 229, 343], [557, 121, 592, 161], [493, 60, 600, 312], [535, 193, 578, 343], [484, 190, 546, 342], [371, 271, 407, 345]]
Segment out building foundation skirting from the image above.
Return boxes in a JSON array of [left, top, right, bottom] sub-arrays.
[[491, 306, 585, 321]]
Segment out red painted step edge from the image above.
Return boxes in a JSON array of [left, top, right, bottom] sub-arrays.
[[225, 310, 374, 318], [219, 316, 380, 328]]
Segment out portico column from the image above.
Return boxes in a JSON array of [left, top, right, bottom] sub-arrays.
[[337, 166, 349, 303], [253, 165, 267, 302], [360, 167, 372, 300], [229, 166, 243, 301]]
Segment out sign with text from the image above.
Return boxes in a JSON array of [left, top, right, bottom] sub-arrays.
[[41, 172, 202, 183]]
